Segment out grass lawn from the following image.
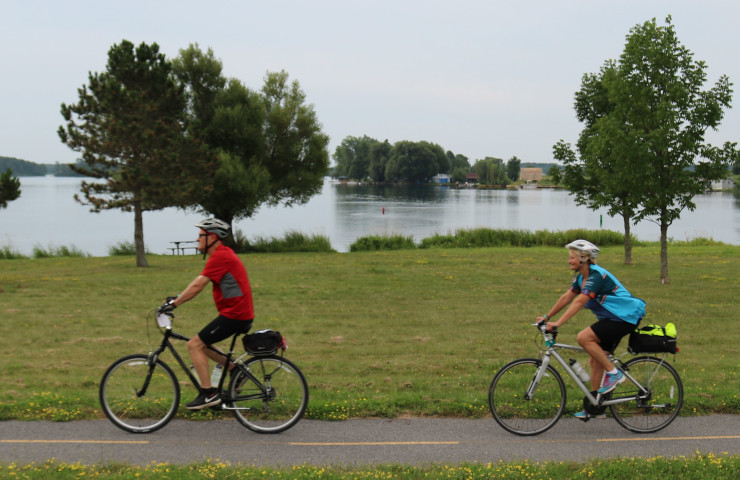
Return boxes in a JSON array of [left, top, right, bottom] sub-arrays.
[[0, 244, 738, 421]]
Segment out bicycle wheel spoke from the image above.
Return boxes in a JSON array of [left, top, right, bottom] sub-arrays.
[[489, 358, 566, 436], [609, 356, 683, 433], [228, 356, 308, 434]]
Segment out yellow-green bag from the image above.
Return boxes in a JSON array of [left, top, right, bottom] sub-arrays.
[[628, 323, 678, 354]]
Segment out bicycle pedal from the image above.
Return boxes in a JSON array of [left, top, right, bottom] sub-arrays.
[[576, 415, 590, 423]]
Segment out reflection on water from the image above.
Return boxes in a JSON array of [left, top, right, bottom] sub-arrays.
[[1, 177, 738, 256]]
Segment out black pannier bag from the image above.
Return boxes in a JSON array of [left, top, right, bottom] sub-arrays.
[[628, 324, 678, 354], [243, 329, 284, 355]]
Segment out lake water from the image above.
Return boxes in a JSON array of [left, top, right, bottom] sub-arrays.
[[1, 176, 738, 256]]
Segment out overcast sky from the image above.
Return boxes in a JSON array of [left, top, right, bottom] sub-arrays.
[[2, 0, 738, 168]]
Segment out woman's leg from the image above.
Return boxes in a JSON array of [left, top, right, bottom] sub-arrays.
[[577, 327, 614, 391]]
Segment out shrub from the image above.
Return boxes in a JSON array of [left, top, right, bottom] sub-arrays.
[[241, 230, 335, 253], [33, 244, 87, 258], [0, 246, 26, 260], [108, 241, 149, 256], [350, 234, 416, 251], [418, 228, 642, 249]]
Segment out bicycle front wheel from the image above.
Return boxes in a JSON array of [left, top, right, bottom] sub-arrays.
[[609, 356, 683, 433], [228, 355, 308, 434], [488, 358, 566, 436], [99, 354, 180, 433]]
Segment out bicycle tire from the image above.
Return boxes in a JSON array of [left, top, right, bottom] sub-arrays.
[[228, 355, 308, 434], [609, 356, 683, 434], [99, 354, 180, 433], [489, 358, 566, 436]]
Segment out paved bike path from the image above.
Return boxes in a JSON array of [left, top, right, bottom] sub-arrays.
[[2, 416, 739, 466]]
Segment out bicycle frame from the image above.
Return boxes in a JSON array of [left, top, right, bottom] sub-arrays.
[[140, 325, 269, 409], [532, 325, 655, 409]]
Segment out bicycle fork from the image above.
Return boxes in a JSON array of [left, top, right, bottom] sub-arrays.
[[525, 355, 553, 400], [137, 348, 167, 398]]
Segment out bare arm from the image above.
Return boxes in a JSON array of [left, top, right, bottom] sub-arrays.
[[537, 289, 588, 331], [537, 289, 576, 321], [172, 275, 210, 307], [551, 293, 589, 328]]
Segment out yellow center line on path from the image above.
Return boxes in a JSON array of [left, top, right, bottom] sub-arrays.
[[598, 435, 740, 442], [2, 440, 149, 445], [289, 441, 460, 446]]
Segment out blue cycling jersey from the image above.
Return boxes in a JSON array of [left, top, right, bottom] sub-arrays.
[[570, 264, 646, 325]]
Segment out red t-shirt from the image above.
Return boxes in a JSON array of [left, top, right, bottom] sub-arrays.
[[200, 244, 254, 320]]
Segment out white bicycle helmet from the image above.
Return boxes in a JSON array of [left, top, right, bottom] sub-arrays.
[[194, 218, 231, 239], [565, 239, 600, 261]]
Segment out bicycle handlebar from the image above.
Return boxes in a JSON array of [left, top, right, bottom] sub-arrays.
[[533, 321, 558, 341]]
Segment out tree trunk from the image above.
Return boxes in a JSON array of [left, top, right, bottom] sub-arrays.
[[660, 220, 669, 284], [622, 213, 632, 265], [134, 201, 149, 267]]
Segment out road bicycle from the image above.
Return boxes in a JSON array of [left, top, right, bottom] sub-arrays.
[[99, 307, 309, 434], [488, 323, 683, 436]]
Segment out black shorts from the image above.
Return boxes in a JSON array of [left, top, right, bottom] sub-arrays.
[[198, 315, 253, 345], [590, 318, 637, 353]]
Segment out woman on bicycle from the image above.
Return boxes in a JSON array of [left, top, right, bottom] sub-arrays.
[[538, 239, 645, 419]]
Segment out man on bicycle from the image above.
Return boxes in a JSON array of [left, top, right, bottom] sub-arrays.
[[160, 218, 254, 409], [538, 240, 645, 419]]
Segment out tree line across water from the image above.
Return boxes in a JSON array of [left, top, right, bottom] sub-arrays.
[[330, 135, 527, 185], [0, 156, 82, 177]]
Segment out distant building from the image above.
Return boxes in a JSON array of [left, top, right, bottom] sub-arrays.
[[520, 168, 543, 182], [432, 173, 451, 184], [709, 178, 735, 191], [466, 173, 478, 183]]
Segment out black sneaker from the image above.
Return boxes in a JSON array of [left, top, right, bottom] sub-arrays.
[[186, 388, 220, 410]]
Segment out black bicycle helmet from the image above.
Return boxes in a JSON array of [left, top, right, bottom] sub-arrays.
[[194, 218, 231, 239]]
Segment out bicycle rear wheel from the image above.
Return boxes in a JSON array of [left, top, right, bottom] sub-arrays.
[[99, 354, 180, 433], [488, 358, 566, 436], [609, 356, 683, 433], [228, 355, 308, 434]]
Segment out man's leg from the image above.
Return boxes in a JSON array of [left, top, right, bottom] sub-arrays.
[[188, 335, 214, 389]]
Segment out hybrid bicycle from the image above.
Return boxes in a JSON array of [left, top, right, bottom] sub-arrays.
[[99, 307, 308, 434], [488, 323, 683, 436]]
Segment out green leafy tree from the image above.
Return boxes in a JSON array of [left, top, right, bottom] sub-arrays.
[[474, 157, 508, 186], [385, 141, 448, 183], [333, 135, 379, 181], [451, 167, 469, 183], [548, 164, 562, 185], [555, 17, 736, 283], [554, 61, 643, 264], [173, 45, 266, 237], [447, 151, 470, 173], [506, 156, 522, 182], [0, 168, 21, 209], [197, 78, 269, 227], [59, 40, 211, 267], [369, 139, 392, 182], [260, 70, 330, 211], [174, 46, 329, 230], [447, 151, 471, 183]]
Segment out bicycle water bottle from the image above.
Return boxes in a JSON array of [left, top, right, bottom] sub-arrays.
[[569, 359, 590, 383], [210, 363, 223, 385]]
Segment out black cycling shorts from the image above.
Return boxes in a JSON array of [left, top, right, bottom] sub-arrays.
[[590, 317, 637, 353], [198, 315, 253, 345]]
